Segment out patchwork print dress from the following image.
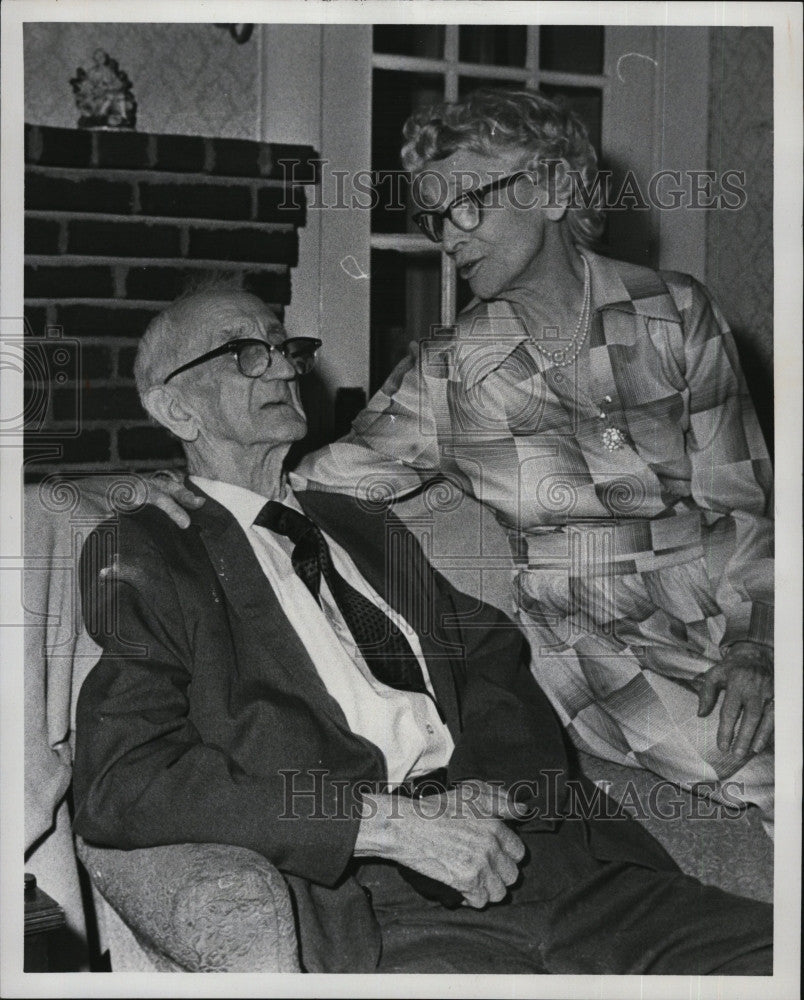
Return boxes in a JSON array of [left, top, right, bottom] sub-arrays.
[[297, 250, 774, 818]]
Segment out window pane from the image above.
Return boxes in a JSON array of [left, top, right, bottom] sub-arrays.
[[373, 25, 445, 59], [372, 69, 444, 234], [539, 26, 604, 75], [370, 250, 440, 392], [540, 84, 602, 154], [458, 76, 529, 101], [459, 26, 527, 67]]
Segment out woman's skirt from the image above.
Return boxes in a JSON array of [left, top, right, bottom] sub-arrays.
[[512, 512, 774, 824]]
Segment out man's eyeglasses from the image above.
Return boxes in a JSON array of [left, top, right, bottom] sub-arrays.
[[163, 337, 323, 384], [413, 171, 532, 243]]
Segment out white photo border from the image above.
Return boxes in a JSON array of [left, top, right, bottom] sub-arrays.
[[1, 2, 801, 997]]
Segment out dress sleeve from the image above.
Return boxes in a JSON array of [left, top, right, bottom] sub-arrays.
[[675, 276, 774, 650], [294, 341, 445, 501]]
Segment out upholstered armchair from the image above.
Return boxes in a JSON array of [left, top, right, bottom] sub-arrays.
[[75, 840, 298, 971], [23, 479, 300, 971]]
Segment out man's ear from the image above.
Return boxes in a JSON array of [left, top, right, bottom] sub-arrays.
[[142, 385, 200, 442]]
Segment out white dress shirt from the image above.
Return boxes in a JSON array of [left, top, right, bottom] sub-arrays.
[[191, 476, 454, 786]]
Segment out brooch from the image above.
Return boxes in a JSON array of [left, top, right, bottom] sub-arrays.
[[597, 396, 627, 451]]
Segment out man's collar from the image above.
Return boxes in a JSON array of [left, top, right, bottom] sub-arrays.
[[185, 475, 295, 534], [189, 476, 266, 531]]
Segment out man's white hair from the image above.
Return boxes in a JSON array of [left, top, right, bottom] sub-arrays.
[[133, 274, 246, 401]]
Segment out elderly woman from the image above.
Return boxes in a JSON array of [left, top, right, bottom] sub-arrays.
[[156, 89, 775, 826]]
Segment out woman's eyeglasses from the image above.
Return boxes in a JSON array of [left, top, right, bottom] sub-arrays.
[[413, 171, 532, 243], [163, 337, 323, 384]]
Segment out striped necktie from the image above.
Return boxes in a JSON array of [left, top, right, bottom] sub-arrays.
[[255, 500, 439, 709]]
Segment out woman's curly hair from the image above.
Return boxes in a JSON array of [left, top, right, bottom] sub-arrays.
[[401, 88, 604, 247]]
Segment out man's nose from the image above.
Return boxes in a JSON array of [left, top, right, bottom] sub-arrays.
[[263, 348, 296, 380]]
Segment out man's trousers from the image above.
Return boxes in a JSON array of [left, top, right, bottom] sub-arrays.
[[355, 815, 773, 974]]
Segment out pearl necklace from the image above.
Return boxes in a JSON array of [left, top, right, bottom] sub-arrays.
[[528, 256, 627, 452], [529, 254, 591, 368]]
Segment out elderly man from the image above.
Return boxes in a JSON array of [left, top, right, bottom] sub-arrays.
[[73, 283, 773, 975]]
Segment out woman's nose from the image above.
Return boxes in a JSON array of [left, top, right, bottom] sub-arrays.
[[440, 217, 468, 254]]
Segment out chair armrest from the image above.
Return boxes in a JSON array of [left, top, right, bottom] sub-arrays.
[[76, 838, 300, 972]]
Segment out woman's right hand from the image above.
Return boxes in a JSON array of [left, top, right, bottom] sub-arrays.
[[143, 470, 205, 528]]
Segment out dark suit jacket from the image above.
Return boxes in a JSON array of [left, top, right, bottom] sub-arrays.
[[73, 487, 674, 972]]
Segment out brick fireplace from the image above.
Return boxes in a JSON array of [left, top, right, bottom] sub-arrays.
[[23, 124, 319, 480]]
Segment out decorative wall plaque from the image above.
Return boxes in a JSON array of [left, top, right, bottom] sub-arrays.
[[70, 49, 137, 130]]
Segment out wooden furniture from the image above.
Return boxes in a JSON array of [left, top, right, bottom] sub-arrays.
[[24, 873, 66, 971]]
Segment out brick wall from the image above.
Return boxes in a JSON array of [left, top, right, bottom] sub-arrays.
[[24, 124, 318, 480]]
